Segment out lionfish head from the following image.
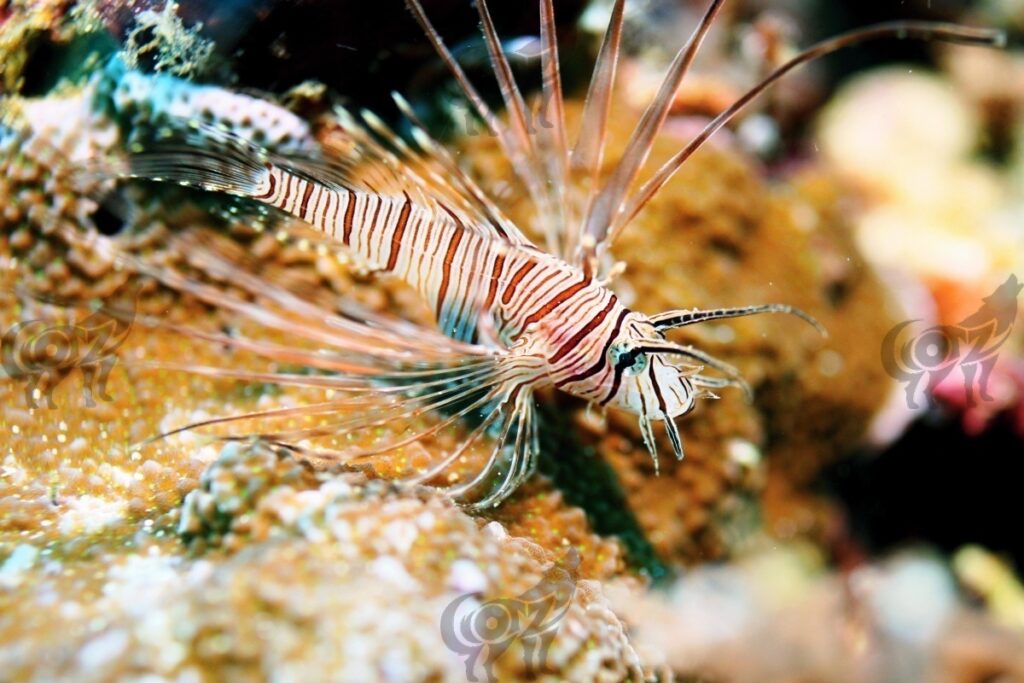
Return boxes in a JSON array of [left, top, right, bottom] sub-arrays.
[[601, 316, 738, 462]]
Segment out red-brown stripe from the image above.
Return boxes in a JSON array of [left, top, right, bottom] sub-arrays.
[[508, 268, 559, 322], [439, 202, 465, 230], [325, 190, 340, 237], [271, 174, 289, 209], [298, 180, 315, 217], [481, 252, 506, 313], [311, 185, 328, 224], [501, 261, 537, 306], [522, 276, 588, 327], [436, 229, 464, 316], [342, 192, 356, 244], [368, 198, 384, 254], [385, 196, 412, 271], [549, 295, 618, 364], [445, 230, 485, 333], [649, 365, 667, 414], [441, 200, 511, 241], [282, 174, 299, 211], [556, 307, 630, 387]]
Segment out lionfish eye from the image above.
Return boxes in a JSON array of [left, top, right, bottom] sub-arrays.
[[610, 342, 648, 375]]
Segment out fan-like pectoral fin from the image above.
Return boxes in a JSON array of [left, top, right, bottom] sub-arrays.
[[155, 354, 548, 508], [460, 385, 539, 510], [140, 352, 507, 447], [306, 352, 545, 510]]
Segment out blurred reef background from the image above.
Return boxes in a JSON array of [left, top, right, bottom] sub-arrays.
[[1, 0, 1023, 681]]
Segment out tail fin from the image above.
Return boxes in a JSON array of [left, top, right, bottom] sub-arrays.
[[120, 124, 270, 198]]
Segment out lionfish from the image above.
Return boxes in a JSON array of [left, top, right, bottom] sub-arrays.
[[98, 0, 1002, 508]]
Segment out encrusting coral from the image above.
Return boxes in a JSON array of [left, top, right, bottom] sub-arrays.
[[0, 87, 892, 679], [2, 441, 644, 683], [1, 40, 895, 561]]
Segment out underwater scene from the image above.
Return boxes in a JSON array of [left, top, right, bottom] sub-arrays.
[[1, 0, 1023, 681]]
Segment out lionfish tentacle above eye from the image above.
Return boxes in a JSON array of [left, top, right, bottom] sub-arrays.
[[651, 304, 827, 336], [628, 339, 753, 400]]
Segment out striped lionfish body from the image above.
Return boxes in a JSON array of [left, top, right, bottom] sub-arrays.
[[223, 159, 704, 441], [278, 162, 704, 411], [107, 0, 1003, 507]]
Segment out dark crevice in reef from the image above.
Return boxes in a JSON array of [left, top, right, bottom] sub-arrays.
[[818, 409, 1024, 570], [535, 398, 673, 583], [90, 203, 127, 236], [18, 33, 118, 97], [219, 0, 590, 120]]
